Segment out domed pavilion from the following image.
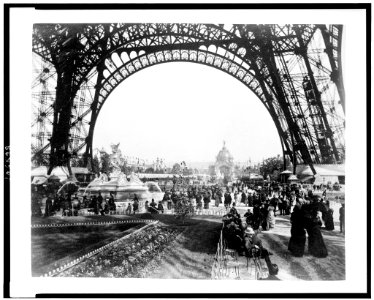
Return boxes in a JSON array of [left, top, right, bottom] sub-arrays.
[[215, 141, 234, 181]]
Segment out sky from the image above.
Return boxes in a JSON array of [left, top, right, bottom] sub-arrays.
[[93, 62, 283, 166]]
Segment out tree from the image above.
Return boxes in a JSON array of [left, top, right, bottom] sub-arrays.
[[174, 196, 194, 224], [208, 165, 216, 177], [70, 155, 85, 168], [171, 163, 181, 174], [120, 162, 128, 174], [157, 168, 165, 174], [182, 168, 193, 176], [145, 167, 155, 173], [121, 163, 137, 175], [32, 151, 49, 167], [91, 155, 100, 174], [100, 152, 112, 174], [259, 156, 283, 180], [234, 164, 243, 177]]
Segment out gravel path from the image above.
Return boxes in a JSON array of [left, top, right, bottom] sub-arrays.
[[253, 215, 345, 280], [143, 214, 345, 280]]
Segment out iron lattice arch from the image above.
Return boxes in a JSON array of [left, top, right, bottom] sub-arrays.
[[32, 23, 345, 174]]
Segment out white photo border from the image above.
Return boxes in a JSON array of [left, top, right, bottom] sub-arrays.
[[5, 3, 369, 297]]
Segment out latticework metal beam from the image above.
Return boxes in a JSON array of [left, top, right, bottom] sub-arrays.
[[32, 23, 345, 174]]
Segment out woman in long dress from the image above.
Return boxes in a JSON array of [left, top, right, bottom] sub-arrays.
[[304, 198, 328, 258], [214, 193, 220, 207], [203, 191, 211, 209], [252, 204, 261, 230], [324, 201, 335, 230], [288, 201, 306, 257]]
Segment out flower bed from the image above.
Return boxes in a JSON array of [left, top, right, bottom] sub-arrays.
[[58, 223, 180, 277]]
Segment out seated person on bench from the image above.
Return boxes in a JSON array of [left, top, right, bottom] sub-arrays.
[[243, 227, 279, 276], [223, 220, 245, 253]]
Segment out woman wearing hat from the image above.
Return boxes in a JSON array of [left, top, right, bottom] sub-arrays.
[[44, 195, 53, 217], [288, 199, 307, 257], [304, 196, 328, 258], [323, 200, 335, 231]]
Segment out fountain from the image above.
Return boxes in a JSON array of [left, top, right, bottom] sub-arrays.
[[84, 143, 164, 205]]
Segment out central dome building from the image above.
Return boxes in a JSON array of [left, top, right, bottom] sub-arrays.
[[215, 141, 234, 181]]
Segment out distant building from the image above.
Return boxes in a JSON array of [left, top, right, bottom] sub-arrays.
[[296, 164, 345, 184], [214, 141, 234, 181]]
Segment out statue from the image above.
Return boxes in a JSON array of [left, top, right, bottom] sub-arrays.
[[109, 143, 124, 179]]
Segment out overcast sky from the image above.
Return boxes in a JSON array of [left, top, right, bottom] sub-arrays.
[[93, 62, 282, 166]]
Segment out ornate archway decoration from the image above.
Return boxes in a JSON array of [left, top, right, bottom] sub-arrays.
[[77, 46, 293, 167]]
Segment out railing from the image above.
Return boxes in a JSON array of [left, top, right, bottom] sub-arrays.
[[31, 219, 155, 229], [211, 224, 226, 279]]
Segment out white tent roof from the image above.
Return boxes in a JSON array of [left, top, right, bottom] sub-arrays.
[[31, 166, 69, 178], [288, 174, 299, 181], [296, 164, 345, 176], [31, 166, 92, 179], [280, 170, 292, 174]]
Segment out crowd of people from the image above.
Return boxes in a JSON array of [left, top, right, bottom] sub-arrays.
[[34, 191, 118, 217], [219, 180, 345, 261], [35, 180, 344, 227], [33, 178, 345, 262]]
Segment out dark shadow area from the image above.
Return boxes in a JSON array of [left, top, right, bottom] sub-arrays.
[[32, 223, 142, 276], [149, 214, 223, 254]]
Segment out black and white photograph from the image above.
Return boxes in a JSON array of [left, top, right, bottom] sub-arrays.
[[5, 3, 369, 297]]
